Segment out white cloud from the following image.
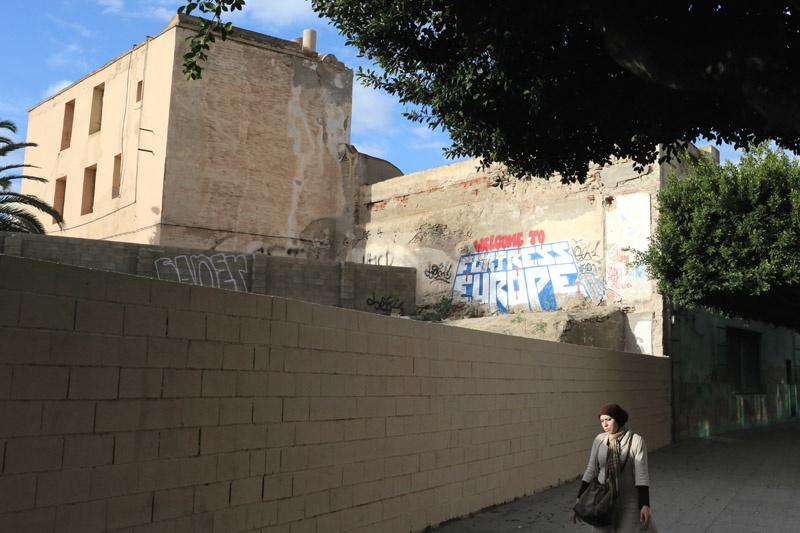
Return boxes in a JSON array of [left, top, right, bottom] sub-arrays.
[[408, 125, 451, 151], [237, 0, 318, 30], [43, 80, 74, 99], [45, 14, 94, 39], [97, 0, 125, 14], [351, 139, 390, 161], [351, 84, 399, 136], [48, 44, 90, 71]]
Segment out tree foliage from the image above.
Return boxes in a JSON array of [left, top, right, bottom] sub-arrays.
[[0, 119, 65, 234], [179, 1, 800, 182], [638, 143, 800, 330]]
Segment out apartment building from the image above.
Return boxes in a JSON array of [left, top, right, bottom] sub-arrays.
[[21, 14, 396, 258]]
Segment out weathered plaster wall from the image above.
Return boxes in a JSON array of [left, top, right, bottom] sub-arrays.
[[352, 158, 666, 354], [669, 307, 799, 440], [161, 16, 354, 258]]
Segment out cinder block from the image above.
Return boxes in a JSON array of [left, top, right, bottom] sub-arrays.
[[263, 474, 293, 501], [119, 368, 164, 398], [235, 423, 268, 451], [190, 284, 227, 314], [90, 463, 140, 498], [193, 481, 231, 512], [124, 304, 167, 337], [96, 399, 183, 432], [226, 291, 258, 318], [0, 472, 36, 513], [0, 289, 21, 327], [0, 507, 55, 533], [69, 366, 119, 399], [201, 370, 236, 397], [52, 331, 147, 368], [138, 459, 182, 492], [223, 344, 255, 370], [106, 492, 154, 530], [159, 428, 200, 459], [178, 455, 217, 486], [182, 397, 220, 427], [106, 273, 152, 305], [75, 299, 124, 335], [200, 426, 236, 455], [245, 500, 278, 530], [308, 398, 334, 421], [188, 340, 224, 369], [54, 499, 108, 533], [162, 369, 202, 398], [298, 324, 325, 350], [217, 450, 250, 481], [4, 435, 63, 473], [19, 292, 75, 331], [114, 430, 159, 465], [0, 400, 42, 437], [271, 321, 299, 347], [282, 398, 310, 422], [253, 397, 282, 423], [147, 338, 189, 368], [151, 280, 191, 311], [237, 370, 269, 396], [153, 486, 194, 521], [240, 317, 270, 344], [231, 476, 263, 505], [167, 309, 207, 340], [220, 397, 253, 425], [266, 423, 295, 448], [11, 366, 69, 400], [36, 468, 92, 506], [206, 314, 240, 344], [305, 490, 331, 517], [63, 433, 114, 468], [286, 300, 314, 325], [213, 505, 248, 533]]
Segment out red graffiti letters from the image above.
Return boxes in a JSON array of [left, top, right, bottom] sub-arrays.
[[474, 229, 546, 252]]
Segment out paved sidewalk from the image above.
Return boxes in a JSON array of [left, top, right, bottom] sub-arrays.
[[432, 421, 800, 532]]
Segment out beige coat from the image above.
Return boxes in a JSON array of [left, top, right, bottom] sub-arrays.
[[581, 430, 655, 533]]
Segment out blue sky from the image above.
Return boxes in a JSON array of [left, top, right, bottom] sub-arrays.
[[2, 0, 739, 185]]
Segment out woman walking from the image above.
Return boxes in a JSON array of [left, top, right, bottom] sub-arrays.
[[574, 403, 654, 532]]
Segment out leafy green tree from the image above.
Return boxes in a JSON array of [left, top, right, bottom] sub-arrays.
[[638, 143, 800, 330], [0, 119, 65, 233], [178, 1, 800, 182]]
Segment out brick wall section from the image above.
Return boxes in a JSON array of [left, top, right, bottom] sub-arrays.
[[0, 232, 416, 315], [0, 254, 671, 533]]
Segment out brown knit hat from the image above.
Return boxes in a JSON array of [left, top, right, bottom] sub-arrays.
[[599, 403, 629, 427]]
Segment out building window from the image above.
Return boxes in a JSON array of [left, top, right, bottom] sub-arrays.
[[725, 327, 761, 393], [81, 165, 97, 215], [112, 154, 122, 198], [60, 100, 75, 151], [89, 83, 105, 134], [136, 80, 143, 102], [53, 177, 67, 223]]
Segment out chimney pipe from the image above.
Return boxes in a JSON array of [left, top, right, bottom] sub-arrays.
[[302, 29, 317, 53]]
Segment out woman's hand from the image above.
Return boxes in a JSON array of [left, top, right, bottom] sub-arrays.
[[640, 505, 651, 529]]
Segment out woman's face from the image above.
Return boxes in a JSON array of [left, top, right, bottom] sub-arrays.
[[600, 415, 618, 434]]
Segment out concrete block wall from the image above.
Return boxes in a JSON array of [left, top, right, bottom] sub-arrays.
[[0, 254, 671, 532], [0, 232, 416, 316]]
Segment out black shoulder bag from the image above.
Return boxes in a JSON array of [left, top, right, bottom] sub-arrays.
[[573, 433, 633, 527]]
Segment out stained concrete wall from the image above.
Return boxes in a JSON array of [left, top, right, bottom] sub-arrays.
[[669, 307, 800, 440], [353, 157, 667, 354], [0, 232, 415, 317], [0, 254, 671, 532]]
